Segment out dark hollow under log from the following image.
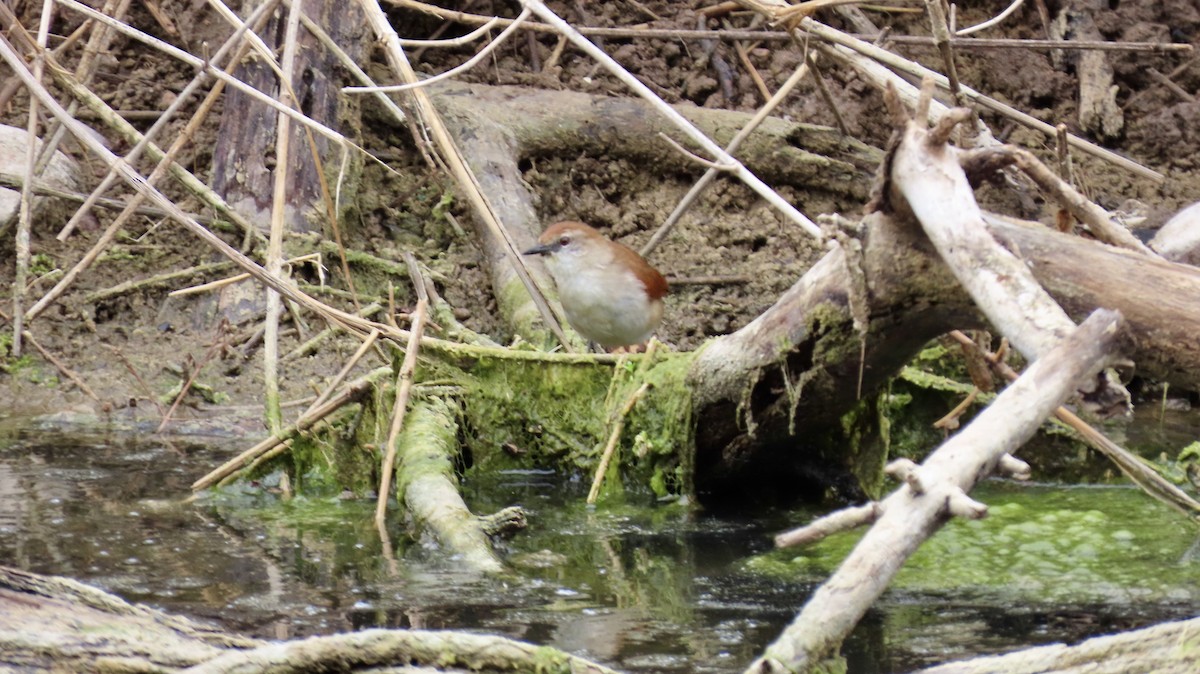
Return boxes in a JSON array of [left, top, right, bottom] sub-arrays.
[[689, 213, 1200, 498]]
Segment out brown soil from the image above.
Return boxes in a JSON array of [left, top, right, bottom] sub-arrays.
[[1, 0, 1199, 425]]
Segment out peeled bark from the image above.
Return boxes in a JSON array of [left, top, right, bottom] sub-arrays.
[[211, 0, 369, 235]]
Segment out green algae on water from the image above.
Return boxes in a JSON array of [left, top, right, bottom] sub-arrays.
[[748, 481, 1199, 605]]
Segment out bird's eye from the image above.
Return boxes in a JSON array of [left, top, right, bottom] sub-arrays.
[[559, 236, 571, 247]]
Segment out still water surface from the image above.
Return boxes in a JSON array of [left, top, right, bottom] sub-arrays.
[[0, 423, 1196, 672]]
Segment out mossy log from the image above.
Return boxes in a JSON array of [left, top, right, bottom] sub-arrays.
[[0, 565, 619, 673], [276, 203, 1200, 508], [411, 83, 1200, 501], [265, 347, 697, 566], [686, 210, 1200, 496], [392, 397, 507, 574]]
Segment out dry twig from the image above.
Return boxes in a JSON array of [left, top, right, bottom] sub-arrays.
[[262, 0, 305, 433], [949, 330, 1200, 520], [641, 53, 816, 256], [390, 0, 1190, 52], [191, 367, 391, 490], [157, 326, 232, 433], [587, 381, 651, 504], [303, 328, 382, 416], [375, 255, 431, 529], [345, 9, 532, 93], [733, 0, 1165, 181], [957, 0, 1024, 36], [521, 0, 821, 238]]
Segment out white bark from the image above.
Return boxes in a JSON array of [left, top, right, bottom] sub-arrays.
[[889, 121, 1076, 362], [746, 308, 1122, 673]]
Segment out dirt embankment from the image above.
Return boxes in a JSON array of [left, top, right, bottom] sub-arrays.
[[1, 0, 1198, 423]]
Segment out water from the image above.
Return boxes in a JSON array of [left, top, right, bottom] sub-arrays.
[[0, 424, 1196, 672]]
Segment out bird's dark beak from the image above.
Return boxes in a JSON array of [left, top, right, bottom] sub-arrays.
[[523, 243, 553, 256]]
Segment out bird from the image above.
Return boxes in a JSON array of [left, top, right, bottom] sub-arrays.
[[523, 221, 667, 351]]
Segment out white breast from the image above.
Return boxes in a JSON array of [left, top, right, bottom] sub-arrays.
[[545, 254, 661, 349]]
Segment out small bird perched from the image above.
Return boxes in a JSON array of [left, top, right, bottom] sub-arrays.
[[523, 221, 667, 351]]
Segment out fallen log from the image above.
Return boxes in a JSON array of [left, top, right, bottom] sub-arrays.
[[0, 565, 614, 673], [913, 615, 1200, 674], [688, 206, 1200, 493]]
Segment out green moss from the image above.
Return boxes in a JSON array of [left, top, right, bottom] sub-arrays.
[[531, 646, 572, 674], [812, 658, 848, 674], [245, 391, 385, 498], [898, 364, 983, 396], [452, 345, 696, 500], [0, 334, 37, 375], [495, 275, 555, 348], [460, 354, 606, 470], [97, 246, 136, 264], [234, 331, 696, 501], [393, 397, 460, 502], [431, 190, 455, 221], [310, 241, 414, 305], [839, 395, 888, 500], [807, 300, 859, 363], [157, 379, 229, 406], [29, 253, 55, 276], [614, 352, 697, 497]]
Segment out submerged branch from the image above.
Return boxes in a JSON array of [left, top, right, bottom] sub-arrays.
[[393, 398, 510, 574], [191, 367, 390, 491]]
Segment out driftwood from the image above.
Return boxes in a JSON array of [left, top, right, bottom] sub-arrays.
[[1153, 201, 1200, 265], [686, 207, 1200, 492], [731, 78, 1178, 674], [914, 615, 1200, 674], [749, 309, 1121, 673], [0, 565, 614, 673], [365, 33, 1193, 504], [885, 86, 1128, 415], [681, 82, 1194, 508]]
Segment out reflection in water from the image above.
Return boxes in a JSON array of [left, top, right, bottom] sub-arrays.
[[0, 428, 1196, 673]]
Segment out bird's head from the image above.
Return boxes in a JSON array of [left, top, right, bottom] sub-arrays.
[[522, 221, 606, 272]]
